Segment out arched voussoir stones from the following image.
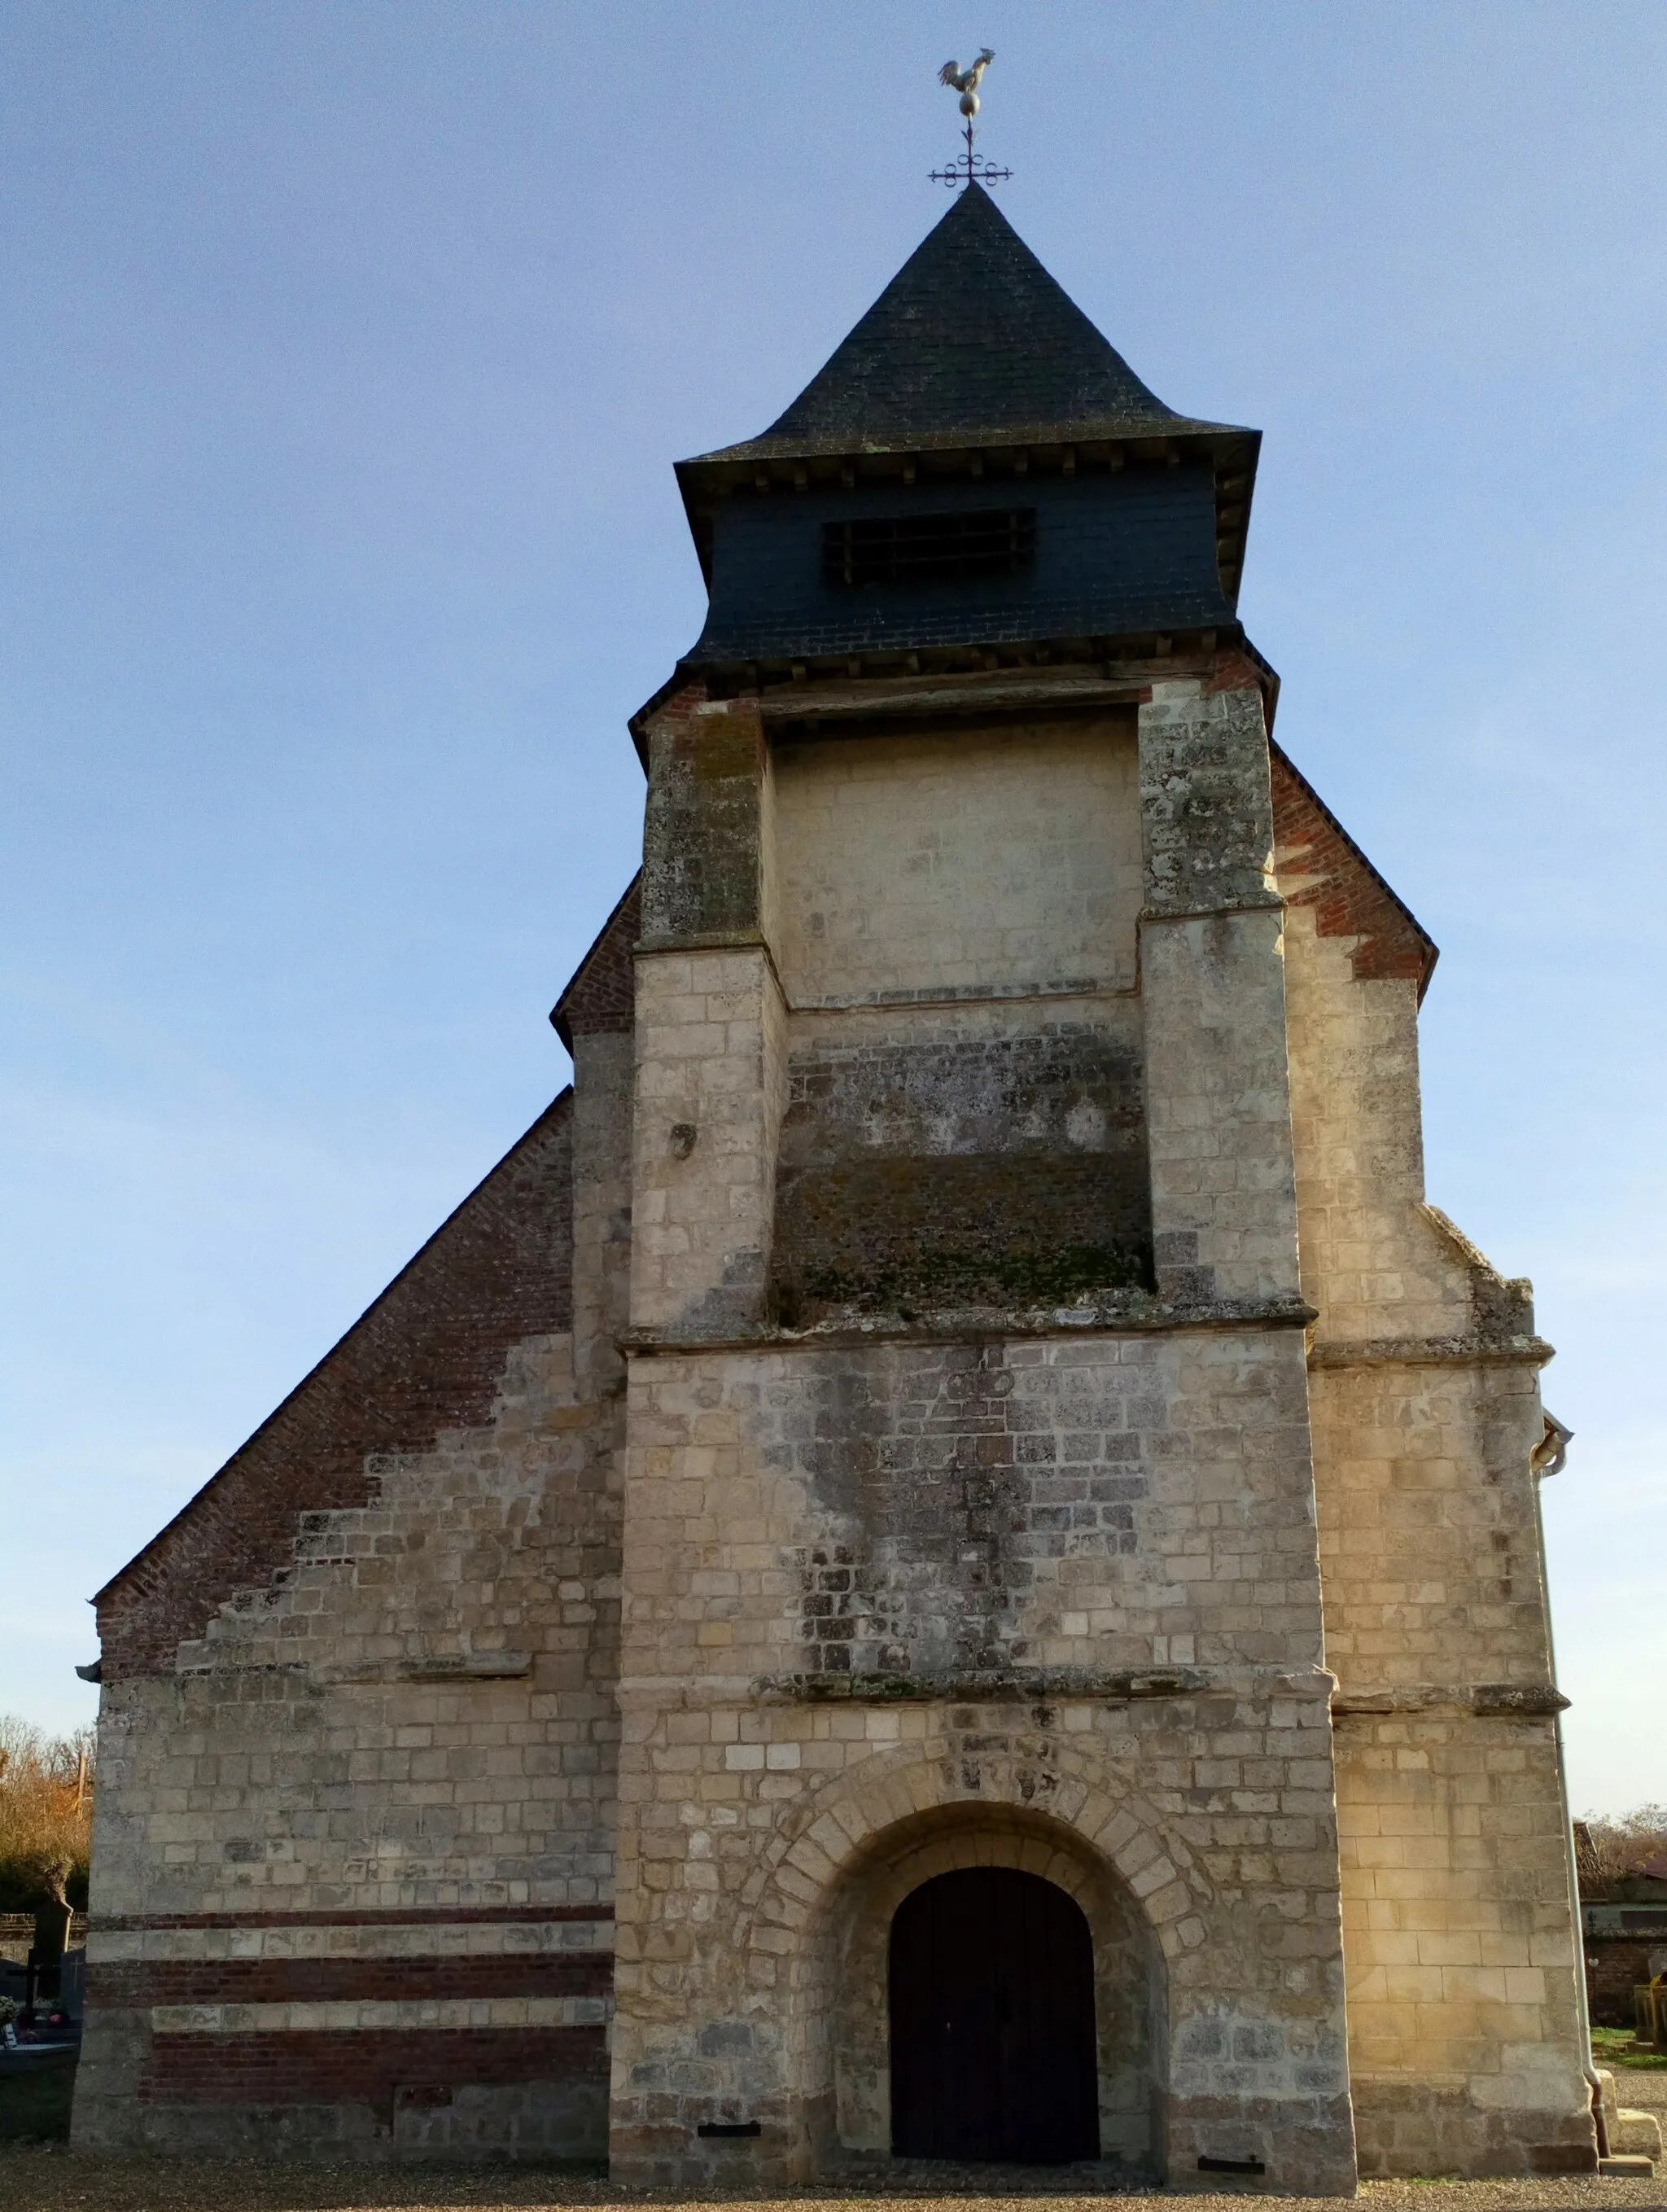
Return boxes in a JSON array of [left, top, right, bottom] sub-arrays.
[[775, 1774, 1176, 2166], [738, 1734, 1214, 1969]]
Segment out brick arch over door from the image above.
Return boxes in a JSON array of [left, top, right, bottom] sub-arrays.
[[731, 1733, 1211, 2172]]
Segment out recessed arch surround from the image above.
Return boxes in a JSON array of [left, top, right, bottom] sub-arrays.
[[732, 1738, 1194, 2173]]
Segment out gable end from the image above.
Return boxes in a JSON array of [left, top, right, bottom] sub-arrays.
[[94, 1092, 575, 1680], [550, 875, 641, 1050], [1271, 742, 1437, 999]]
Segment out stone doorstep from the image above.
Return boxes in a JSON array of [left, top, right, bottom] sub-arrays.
[[1600, 2153, 1656, 2175]]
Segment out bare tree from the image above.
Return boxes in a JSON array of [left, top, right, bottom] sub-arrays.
[[1575, 1803, 1667, 1896], [0, 1716, 95, 1911]]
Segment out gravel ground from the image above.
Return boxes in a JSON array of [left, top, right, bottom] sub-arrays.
[[1, 2161, 1665, 2212], [1611, 2077, 1667, 2113]]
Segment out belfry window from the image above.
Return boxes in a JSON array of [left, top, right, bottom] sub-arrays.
[[821, 508, 1035, 589]]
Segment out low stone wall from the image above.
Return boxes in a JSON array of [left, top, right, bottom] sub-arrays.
[[0, 1914, 86, 1966]]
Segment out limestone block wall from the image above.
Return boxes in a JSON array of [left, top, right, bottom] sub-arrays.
[[629, 946, 788, 1338], [609, 1330, 1351, 2189], [772, 997, 1153, 1321], [771, 716, 1143, 1006], [1279, 819, 1592, 2175], [1335, 1711, 1590, 2176], [1310, 1356, 1558, 1693], [78, 1334, 623, 2162]]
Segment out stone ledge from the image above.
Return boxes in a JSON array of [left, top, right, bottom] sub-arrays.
[[174, 1651, 535, 1686], [621, 1294, 1317, 1358], [1332, 1683, 1570, 1719], [752, 1665, 1213, 1705], [736, 1663, 1339, 1708], [1309, 1333, 1554, 1369]]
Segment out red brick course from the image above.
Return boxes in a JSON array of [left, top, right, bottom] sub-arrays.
[[90, 1952, 611, 2011], [95, 1093, 575, 1681], [1271, 742, 1437, 997], [138, 2026, 607, 2115]]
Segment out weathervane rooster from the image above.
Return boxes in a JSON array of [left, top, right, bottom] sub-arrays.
[[938, 47, 995, 118], [930, 47, 1009, 190]]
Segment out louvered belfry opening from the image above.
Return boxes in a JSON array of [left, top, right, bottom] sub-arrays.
[[821, 508, 1036, 589]]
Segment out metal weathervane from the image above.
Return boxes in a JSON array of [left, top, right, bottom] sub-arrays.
[[931, 48, 1010, 189]]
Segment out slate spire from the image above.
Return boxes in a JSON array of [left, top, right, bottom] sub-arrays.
[[693, 184, 1240, 463], [672, 185, 1262, 672]]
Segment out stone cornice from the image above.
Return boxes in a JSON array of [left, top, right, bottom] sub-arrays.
[[1332, 1683, 1569, 1719], [1308, 1334, 1553, 1370], [620, 1294, 1318, 1359], [616, 1664, 1337, 1710]]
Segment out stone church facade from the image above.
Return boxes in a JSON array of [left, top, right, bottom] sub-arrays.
[[76, 186, 1595, 2188]]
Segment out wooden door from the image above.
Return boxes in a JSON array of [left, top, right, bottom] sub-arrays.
[[889, 1865, 1100, 2163]]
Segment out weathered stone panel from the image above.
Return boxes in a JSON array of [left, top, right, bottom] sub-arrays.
[[628, 946, 788, 1338], [772, 716, 1142, 1005], [641, 697, 766, 949], [772, 1023, 1153, 1318]]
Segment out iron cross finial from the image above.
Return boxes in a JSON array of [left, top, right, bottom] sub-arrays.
[[930, 48, 1011, 190]]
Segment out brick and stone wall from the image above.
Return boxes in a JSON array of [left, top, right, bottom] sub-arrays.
[[77, 1099, 623, 2162], [77, 639, 1594, 2188], [95, 1096, 579, 1680]]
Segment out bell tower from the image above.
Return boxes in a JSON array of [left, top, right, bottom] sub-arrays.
[[608, 180, 1358, 2189], [75, 163, 1596, 2189]]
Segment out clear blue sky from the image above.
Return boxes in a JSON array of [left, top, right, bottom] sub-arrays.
[[2, 3, 1662, 1813]]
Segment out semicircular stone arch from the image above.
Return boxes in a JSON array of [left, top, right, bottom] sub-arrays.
[[731, 1731, 1213, 2171]]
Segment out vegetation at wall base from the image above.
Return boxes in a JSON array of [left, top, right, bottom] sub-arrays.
[[1593, 2027, 1667, 2072]]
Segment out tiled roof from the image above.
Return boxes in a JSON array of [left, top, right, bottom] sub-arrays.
[[689, 184, 1245, 464]]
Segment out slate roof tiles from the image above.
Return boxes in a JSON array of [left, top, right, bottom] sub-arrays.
[[690, 184, 1246, 464]]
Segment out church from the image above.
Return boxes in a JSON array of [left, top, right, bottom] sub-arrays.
[[75, 181, 1595, 2188]]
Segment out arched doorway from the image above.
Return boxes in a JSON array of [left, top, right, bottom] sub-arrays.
[[889, 1866, 1100, 2163]]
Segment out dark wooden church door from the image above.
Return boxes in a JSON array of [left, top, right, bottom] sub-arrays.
[[889, 1866, 1100, 2163]]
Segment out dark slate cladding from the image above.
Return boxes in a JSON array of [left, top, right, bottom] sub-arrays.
[[674, 186, 1257, 664], [690, 466, 1231, 665], [692, 185, 1234, 460]]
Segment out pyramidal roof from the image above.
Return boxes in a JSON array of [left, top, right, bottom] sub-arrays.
[[689, 184, 1245, 464]]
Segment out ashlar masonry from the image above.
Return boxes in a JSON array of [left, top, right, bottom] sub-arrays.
[[75, 182, 1596, 2190]]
